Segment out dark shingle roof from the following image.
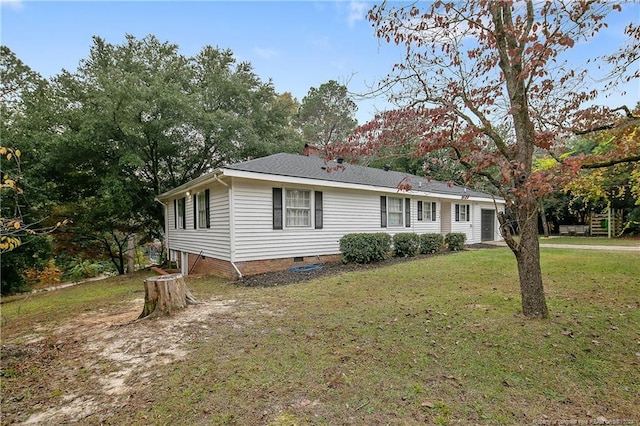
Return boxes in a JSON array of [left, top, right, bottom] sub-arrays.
[[225, 153, 499, 200]]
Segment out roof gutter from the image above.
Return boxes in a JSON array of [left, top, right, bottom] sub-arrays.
[[156, 168, 224, 200]]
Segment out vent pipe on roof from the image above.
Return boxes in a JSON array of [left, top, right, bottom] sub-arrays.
[[383, 164, 391, 171], [336, 157, 344, 164]]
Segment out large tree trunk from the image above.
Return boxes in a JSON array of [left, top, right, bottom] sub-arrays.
[[126, 234, 136, 274], [499, 203, 549, 319], [514, 215, 548, 318], [139, 273, 199, 319]]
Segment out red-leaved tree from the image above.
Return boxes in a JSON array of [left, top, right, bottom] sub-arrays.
[[328, 1, 639, 318]]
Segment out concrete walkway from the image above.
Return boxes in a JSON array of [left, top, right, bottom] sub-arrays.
[[487, 241, 640, 251], [539, 243, 640, 251], [31, 273, 112, 293]]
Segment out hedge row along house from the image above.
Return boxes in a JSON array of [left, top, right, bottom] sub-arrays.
[[156, 145, 506, 279]]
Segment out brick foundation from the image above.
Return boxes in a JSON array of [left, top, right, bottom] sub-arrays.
[[236, 254, 342, 277], [185, 252, 238, 280], [179, 251, 342, 280]]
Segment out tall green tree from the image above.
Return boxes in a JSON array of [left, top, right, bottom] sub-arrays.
[[189, 46, 301, 167], [296, 80, 358, 148], [28, 35, 302, 271], [1, 47, 63, 293], [0, 46, 57, 224]]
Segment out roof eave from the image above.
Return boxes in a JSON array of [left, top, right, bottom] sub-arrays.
[[156, 168, 224, 201], [222, 168, 504, 202]]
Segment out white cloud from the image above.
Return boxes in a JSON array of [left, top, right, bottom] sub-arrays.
[[254, 47, 279, 59], [0, 0, 24, 11], [347, 1, 367, 27]]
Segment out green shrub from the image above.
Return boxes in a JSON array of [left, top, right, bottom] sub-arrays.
[[64, 259, 114, 281], [445, 233, 467, 251], [339, 233, 392, 264], [420, 233, 445, 254], [393, 233, 421, 257]]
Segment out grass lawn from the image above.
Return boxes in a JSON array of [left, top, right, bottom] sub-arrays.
[[539, 236, 640, 246], [1, 248, 639, 425]]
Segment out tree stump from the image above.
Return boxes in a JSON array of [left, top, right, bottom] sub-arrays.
[[138, 273, 199, 319]]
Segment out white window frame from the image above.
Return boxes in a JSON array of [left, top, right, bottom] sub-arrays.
[[426, 201, 436, 221], [177, 198, 185, 229], [387, 197, 404, 227], [285, 188, 311, 228], [419, 201, 437, 221], [455, 203, 471, 222], [197, 191, 208, 228]]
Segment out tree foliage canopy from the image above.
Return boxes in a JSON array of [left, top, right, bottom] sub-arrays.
[[296, 80, 358, 148], [1, 35, 315, 288], [40, 35, 308, 269]]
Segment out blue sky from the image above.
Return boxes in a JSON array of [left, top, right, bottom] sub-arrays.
[[1, 0, 638, 125]]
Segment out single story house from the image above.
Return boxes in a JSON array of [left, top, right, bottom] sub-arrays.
[[156, 146, 505, 279]]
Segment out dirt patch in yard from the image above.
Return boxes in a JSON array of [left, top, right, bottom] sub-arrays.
[[0, 298, 264, 425]]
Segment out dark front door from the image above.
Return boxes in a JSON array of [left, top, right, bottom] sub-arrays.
[[481, 209, 495, 242]]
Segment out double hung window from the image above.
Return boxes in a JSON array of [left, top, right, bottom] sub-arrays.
[[285, 189, 311, 227], [273, 188, 323, 229], [197, 190, 210, 228], [455, 204, 471, 222], [387, 197, 403, 227], [418, 201, 437, 221], [175, 197, 186, 229], [381, 196, 409, 227]]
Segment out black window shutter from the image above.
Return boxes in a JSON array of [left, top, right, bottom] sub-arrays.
[[174, 199, 177, 229], [431, 202, 437, 222], [466, 205, 470, 221], [181, 198, 186, 229], [405, 198, 411, 227], [380, 196, 387, 228], [193, 194, 197, 229], [205, 189, 211, 228], [314, 191, 323, 229], [417, 201, 423, 221], [455, 204, 460, 221], [273, 188, 283, 230]]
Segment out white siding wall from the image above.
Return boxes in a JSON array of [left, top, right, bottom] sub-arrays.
[[232, 179, 364, 262], [450, 202, 474, 242], [164, 176, 506, 264], [440, 202, 452, 235], [471, 202, 504, 243], [447, 201, 504, 244], [231, 179, 448, 262], [166, 185, 231, 260]]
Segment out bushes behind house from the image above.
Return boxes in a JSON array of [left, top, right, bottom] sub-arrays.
[[445, 233, 466, 251], [393, 233, 421, 257], [339, 233, 392, 264], [420, 233, 445, 254]]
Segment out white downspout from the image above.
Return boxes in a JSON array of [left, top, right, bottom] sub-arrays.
[[214, 173, 229, 187], [216, 173, 241, 279], [231, 262, 243, 279]]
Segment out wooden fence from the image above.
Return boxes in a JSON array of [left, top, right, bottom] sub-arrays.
[[590, 209, 624, 236]]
